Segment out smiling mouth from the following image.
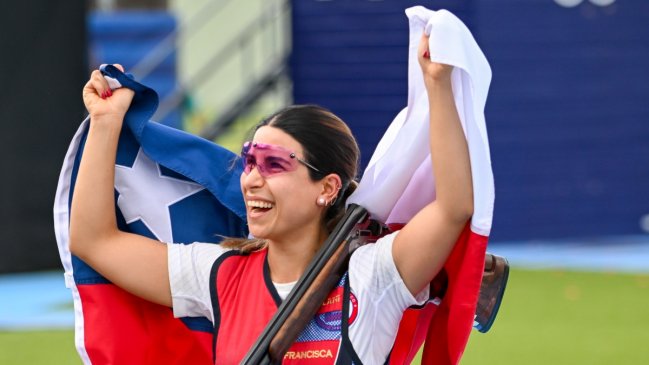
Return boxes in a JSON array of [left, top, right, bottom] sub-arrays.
[[247, 200, 274, 214]]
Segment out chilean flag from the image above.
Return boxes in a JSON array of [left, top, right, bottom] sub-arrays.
[[53, 65, 247, 364], [54, 6, 491, 364], [349, 7, 494, 365]]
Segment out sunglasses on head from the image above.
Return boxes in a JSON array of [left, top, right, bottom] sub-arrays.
[[240, 141, 321, 177]]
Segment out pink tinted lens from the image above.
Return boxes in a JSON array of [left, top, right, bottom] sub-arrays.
[[241, 142, 300, 177]]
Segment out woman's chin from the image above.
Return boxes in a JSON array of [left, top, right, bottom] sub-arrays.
[[247, 224, 271, 240]]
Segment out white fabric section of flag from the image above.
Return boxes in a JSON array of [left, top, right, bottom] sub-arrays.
[[114, 148, 204, 243], [348, 7, 494, 235], [53, 117, 93, 365]]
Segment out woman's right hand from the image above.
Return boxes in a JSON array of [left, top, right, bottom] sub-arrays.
[[82, 64, 135, 122]]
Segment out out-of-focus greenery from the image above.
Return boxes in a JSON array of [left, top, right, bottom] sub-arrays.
[[2, 269, 647, 364], [416, 268, 649, 364], [0, 330, 80, 365]]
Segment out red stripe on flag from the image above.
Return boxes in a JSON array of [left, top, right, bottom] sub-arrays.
[[78, 284, 213, 365], [422, 223, 488, 365]]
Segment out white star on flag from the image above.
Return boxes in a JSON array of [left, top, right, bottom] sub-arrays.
[[114, 148, 204, 242]]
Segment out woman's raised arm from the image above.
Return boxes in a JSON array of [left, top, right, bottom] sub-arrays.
[[392, 34, 474, 296], [69, 66, 172, 307]]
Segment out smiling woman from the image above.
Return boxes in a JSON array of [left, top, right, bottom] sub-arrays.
[[69, 29, 473, 364], [221, 105, 360, 256]]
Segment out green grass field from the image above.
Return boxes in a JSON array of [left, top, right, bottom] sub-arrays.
[[1, 268, 647, 364]]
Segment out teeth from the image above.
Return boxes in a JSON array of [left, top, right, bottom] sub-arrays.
[[247, 200, 274, 209]]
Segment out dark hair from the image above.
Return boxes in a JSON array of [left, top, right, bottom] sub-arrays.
[[222, 105, 360, 252], [259, 105, 359, 230]]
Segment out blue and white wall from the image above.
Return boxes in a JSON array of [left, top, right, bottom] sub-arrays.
[[88, 11, 181, 127]]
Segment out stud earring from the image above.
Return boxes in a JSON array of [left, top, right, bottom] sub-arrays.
[[317, 197, 326, 206]]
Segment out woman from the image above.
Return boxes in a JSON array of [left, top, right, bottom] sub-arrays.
[[70, 34, 473, 364]]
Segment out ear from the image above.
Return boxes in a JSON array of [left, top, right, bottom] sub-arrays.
[[319, 173, 343, 204]]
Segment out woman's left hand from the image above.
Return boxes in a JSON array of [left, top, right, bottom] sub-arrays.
[[417, 33, 453, 85]]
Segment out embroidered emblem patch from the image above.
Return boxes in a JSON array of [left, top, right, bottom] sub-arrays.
[[348, 290, 358, 326], [315, 287, 344, 331]]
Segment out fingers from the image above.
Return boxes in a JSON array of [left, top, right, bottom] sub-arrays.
[[99, 64, 125, 97], [417, 33, 454, 83], [84, 66, 122, 101], [93, 70, 114, 99], [418, 32, 430, 60], [82, 70, 105, 104], [417, 32, 432, 73], [82, 64, 134, 118], [82, 67, 115, 108]]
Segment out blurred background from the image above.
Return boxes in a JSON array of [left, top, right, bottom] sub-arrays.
[[1, 0, 648, 364]]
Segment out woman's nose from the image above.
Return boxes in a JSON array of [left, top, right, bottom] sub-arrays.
[[241, 165, 265, 189]]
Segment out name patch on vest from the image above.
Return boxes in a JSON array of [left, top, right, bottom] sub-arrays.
[[284, 340, 339, 364]]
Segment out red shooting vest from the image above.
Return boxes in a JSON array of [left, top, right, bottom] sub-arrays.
[[209, 249, 363, 364]]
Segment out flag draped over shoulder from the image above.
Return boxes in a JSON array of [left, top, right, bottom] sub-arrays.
[[348, 7, 494, 365], [53, 65, 248, 365]]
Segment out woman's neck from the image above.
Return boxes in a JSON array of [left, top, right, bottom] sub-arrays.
[[265, 224, 328, 283]]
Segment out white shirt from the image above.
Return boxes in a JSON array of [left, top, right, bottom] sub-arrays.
[[168, 231, 429, 364]]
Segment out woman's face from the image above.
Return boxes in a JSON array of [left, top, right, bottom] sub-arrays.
[[240, 126, 323, 242]]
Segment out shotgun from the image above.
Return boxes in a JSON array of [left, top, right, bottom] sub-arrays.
[[241, 204, 510, 364]]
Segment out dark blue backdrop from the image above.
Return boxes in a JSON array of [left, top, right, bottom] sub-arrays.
[[291, 0, 649, 241]]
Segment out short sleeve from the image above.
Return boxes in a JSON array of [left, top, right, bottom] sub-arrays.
[[350, 231, 430, 307], [347, 231, 430, 364], [167, 242, 231, 322]]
